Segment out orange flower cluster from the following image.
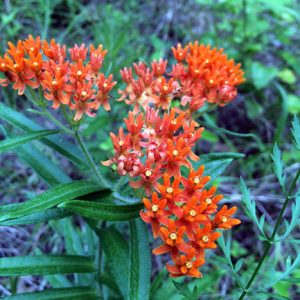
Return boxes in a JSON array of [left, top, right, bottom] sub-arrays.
[[0, 35, 116, 120], [118, 41, 245, 117], [103, 107, 241, 277]]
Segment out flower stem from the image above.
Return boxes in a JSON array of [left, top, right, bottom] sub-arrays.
[[74, 127, 107, 187], [239, 167, 300, 299]]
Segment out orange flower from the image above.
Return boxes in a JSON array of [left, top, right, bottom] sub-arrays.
[[140, 192, 169, 238], [166, 248, 205, 278], [153, 219, 186, 259], [193, 223, 221, 249], [213, 205, 241, 229], [181, 165, 211, 196], [172, 43, 189, 62]]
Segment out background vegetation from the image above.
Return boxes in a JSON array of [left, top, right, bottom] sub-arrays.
[[0, 0, 299, 299]]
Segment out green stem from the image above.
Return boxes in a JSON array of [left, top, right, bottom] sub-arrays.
[[42, 107, 74, 135], [239, 168, 300, 299], [74, 127, 107, 187], [25, 87, 73, 135]]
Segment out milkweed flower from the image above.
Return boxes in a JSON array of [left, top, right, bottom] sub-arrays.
[[103, 41, 243, 278], [0, 36, 116, 120]]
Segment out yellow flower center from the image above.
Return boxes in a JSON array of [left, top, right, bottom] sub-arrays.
[[118, 140, 124, 146], [166, 187, 173, 194], [224, 80, 228, 84], [77, 70, 82, 76], [206, 198, 212, 204], [163, 85, 168, 92], [1, 63, 5, 68], [81, 90, 87, 97], [169, 232, 177, 240], [186, 261, 193, 269], [171, 120, 177, 125], [14, 63, 19, 69], [221, 216, 228, 223], [205, 59, 210, 64], [195, 69, 200, 74], [179, 52, 183, 57], [202, 235, 209, 243], [145, 170, 152, 177], [103, 83, 108, 88], [189, 209, 196, 217], [151, 204, 158, 212], [52, 80, 57, 86], [33, 62, 38, 67], [194, 177, 200, 184], [173, 150, 179, 156], [30, 47, 34, 52], [209, 79, 214, 84]]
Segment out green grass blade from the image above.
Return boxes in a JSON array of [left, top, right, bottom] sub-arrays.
[[2, 287, 97, 300], [128, 219, 151, 300], [59, 200, 142, 221], [0, 130, 59, 154], [0, 255, 95, 276], [0, 181, 106, 222]]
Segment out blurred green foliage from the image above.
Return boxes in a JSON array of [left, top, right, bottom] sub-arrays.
[[0, 0, 299, 299]]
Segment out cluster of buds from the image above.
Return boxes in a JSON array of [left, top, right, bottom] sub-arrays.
[[0, 35, 116, 120], [103, 107, 241, 277], [118, 41, 245, 119]]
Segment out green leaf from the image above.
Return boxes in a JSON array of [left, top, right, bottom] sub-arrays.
[[99, 226, 129, 299], [281, 277, 300, 283], [0, 181, 106, 222], [291, 115, 300, 150], [0, 255, 95, 276], [203, 158, 233, 182], [0, 208, 71, 226], [0, 130, 59, 154], [250, 61, 278, 89], [17, 143, 71, 186], [277, 68, 297, 85], [287, 94, 300, 114], [2, 287, 97, 300], [271, 143, 286, 188], [200, 152, 245, 160], [0, 102, 86, 167], [128, 219, 151, 300], [59, 200, 142, 221]]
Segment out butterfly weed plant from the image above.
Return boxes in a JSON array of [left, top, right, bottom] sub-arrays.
[[0, 36, 298, 299]]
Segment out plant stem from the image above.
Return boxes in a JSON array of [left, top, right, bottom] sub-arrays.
[[239, 168, 300, 299], [74, 127, 107, 187]]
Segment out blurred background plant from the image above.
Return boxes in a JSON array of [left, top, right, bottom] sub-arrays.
[[0, 0, 299, 299]]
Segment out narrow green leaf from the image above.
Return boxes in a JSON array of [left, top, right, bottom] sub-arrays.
[[18, 143, 71, 186], [0, 181, 106, 222], [200, 152, 245, 160], [203, 158, 233, 182], [291, 115, 300, 150], [2, 287, 97, 300], [0, 255, 95, 276], [99, 226, 129, 299], [0, 208, 71, 226], [0, 130, 59, 154], [0, 102, 86, 166], [271, 143, 286, 187], [128, 219, 151, 300], [59, 200, 142, 221], [281, 277, 300, 283]]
